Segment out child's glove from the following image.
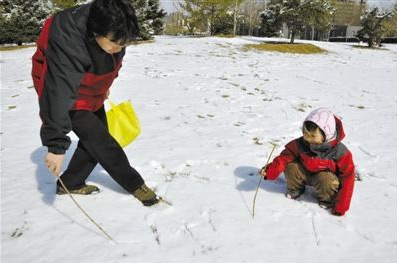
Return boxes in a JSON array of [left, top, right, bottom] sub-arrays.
[[259, 165, 270, 179]]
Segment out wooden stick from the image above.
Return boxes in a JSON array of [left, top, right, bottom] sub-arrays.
[[252, 144, 277, 219], [158, 196, 173, 206], [56, 174, 115, 242]]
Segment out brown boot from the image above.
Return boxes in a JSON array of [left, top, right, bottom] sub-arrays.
[[132, 184, 160, 206], [285, 188, 305, 200]]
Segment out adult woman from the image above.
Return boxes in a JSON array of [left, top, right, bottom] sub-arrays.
[[32, 0, 159, 206]]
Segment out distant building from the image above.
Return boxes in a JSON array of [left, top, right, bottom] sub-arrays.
[[329, 0, 366, 38], [296, 0, 366, 41]]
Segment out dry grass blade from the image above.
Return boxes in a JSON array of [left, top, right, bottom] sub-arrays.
[[252, 144, 277, 219]]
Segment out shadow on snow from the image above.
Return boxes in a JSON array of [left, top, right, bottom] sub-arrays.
[[30, 141, 131, 206]]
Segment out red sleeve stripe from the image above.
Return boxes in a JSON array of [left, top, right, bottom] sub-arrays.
[[31, 16, 53, 98]]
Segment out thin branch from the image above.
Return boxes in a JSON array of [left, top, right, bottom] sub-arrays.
[[252, 144, 277, 219], [56, 174, 115, 242]]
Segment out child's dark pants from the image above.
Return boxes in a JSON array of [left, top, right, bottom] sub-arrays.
[[58, 106, 144, 193], [285, 162, 339, 204]]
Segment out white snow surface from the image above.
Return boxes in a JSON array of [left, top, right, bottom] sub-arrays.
[[1, 36, 397, 263]]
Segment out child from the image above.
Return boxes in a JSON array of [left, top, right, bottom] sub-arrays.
[[32, 0, 159, 206], [260, 108, 355, 216]]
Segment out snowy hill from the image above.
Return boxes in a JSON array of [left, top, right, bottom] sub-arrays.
[[1, 36, 396, 263]]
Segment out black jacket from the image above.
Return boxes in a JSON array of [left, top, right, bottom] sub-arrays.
[[32, 4, 125, 154]]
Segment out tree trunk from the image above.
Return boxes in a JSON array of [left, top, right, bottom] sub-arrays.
[[311, 26, 315, 40], [290, 29, 295, 44], [233, 0, 238, 36], [210, 6, 216, 36], [368, 37, 374, 47], [188, 26, 194, 35]]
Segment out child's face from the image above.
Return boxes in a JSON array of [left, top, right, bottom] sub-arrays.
[[95, 35, 126, 54], [302, 126, 325, 145]]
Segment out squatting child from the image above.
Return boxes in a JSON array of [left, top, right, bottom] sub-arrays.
[[260, 108, 355, 216]]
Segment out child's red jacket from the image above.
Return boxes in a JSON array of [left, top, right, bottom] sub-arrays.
[[265, 117, 355, 215]]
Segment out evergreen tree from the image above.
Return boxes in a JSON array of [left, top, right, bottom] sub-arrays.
[[258, 0, 284, 37], [212, 10, 234, 35], [0, 3, 6, 40], [263, 0, 334, 43], [147, 0, 166, 35], [282, 0, 333, 43], [52, 0, 82, 10], [130, 0, 166, 40], [0, 0, 51, 45], [53, 0, 167, 40], [205, 0, 239, 35], [357, 7, 392, 47], [305, 0, 334, 40], [130, 0, 148, 39]]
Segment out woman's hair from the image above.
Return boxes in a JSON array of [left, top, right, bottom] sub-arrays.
[[303, 121, 325, 138], [87, 0, 139, 44]]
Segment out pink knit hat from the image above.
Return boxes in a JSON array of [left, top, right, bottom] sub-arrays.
[[304, 107, 336, 142]]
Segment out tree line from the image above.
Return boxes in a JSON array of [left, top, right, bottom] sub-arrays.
[[1, 0, 396, 47], [0, 0, 166, 45], [166, 0, 397, 46]]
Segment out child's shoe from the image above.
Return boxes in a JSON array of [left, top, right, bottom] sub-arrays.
[[285, 189, 305, 200], [132, 184, 160, 206], [56, 184, 100, 195], [318, 200, 334, 209]]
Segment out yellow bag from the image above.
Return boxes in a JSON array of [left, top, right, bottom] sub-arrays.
[[106, 99, 141, 148]]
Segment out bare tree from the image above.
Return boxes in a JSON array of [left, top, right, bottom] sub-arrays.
[[177, 0, 206, 34], [178, 0, 238, 35], [383, 4, 397, 37], [240, 0, 266, 36]]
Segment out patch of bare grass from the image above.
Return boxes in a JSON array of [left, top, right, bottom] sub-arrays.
[[0, 44, 35, 51], [244, 42, 326, 54]]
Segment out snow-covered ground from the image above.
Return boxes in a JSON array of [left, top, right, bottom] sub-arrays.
[[1, 36, 396, 263]]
